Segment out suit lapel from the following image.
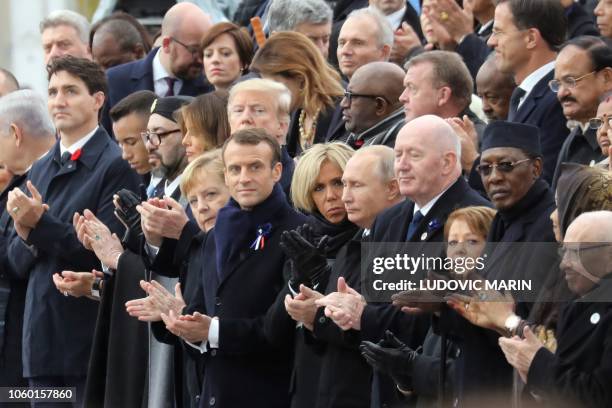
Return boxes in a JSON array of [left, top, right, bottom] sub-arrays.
[[514, 70, 554, 123]]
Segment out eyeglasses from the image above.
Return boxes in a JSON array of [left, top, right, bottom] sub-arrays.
[[476, 158, 532, 177], [588, 116, 612, 130], [171, 37, 201, 58], [141, 129, 181, 146], [548, 71, 597, 93], [343, 90, 387, 105], [558, 243, 611, 260]]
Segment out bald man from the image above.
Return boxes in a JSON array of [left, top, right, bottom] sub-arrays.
[[341, 61, 406, 149], [103, 2, 213, 135], [0, 68, 19, 97], [317, 115, 491, 406], [476, 56, 516, 122]]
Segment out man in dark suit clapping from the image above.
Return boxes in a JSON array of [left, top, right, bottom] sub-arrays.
[[5, 56, 140, 407]]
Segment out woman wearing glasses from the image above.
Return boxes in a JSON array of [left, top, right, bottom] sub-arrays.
[[592, 93, 612, 170], [250, 31, 344, 157]]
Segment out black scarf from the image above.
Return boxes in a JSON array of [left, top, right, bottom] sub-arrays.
[[488, 178, 553, 242], [214, 183, 290, 279], [308, 212, 359, 258]]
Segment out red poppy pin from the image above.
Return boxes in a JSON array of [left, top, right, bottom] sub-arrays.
[[70, 148, 82, 161]]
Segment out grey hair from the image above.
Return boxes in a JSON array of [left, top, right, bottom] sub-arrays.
[[0, 90, 55, 139], [353, 144, 396, 182], [268, 0, 333, 32], [40, 10, 90, 44], [346, 8, 393, 48]]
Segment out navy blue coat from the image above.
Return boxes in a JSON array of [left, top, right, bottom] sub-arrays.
[[8, 127, 140, 378], [508, 70, 569, 184], [185, 189, 307, 408], [102, 48, 212, 134]]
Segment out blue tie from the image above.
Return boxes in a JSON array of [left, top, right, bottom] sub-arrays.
[[406, 211, 424, 241]]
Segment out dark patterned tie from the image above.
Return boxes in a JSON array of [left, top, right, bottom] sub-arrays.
[[406, 211, 424, 241], [164, 77, 176, 97], [507, 87, 526, 121]]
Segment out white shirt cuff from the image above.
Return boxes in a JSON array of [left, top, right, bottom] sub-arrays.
[[208, 317, 219, 348], [185, 339, 207, 354]]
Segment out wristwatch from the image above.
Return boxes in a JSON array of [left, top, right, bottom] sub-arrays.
[[92, 276, 103, 298]]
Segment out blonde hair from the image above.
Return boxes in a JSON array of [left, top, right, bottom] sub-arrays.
[[180, 149, 224, 197], [250, 31, 343, 117], [444, 206, 497, 241], [228, 78, 292, 124], [291, 143, 355, 213]]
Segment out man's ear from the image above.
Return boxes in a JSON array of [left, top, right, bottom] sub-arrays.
[[381, 44, 392, 61], [437, 86, 452, 107], [531, 157, 543, 179], [525, 28, 540, 51], [387, 178, 401, 201], [161, 36, 172, 53], [375, 97, 388, 116], [10, 123, 22, 147], [272, 161, 283, 183], [93, 91, 105, 111]]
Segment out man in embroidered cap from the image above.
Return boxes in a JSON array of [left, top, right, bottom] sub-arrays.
[[160, 128, 307, 407]]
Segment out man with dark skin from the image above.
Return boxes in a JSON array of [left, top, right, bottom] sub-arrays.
[[476, 56, 516, 121], [91, 19, 146, 71], [341, 62, 406, 148]]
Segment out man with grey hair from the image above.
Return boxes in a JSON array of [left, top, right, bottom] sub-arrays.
[[0, 90, 55, 392], [316, 115, 490, 406], [40, 9, 91, 65], [0, 68, 19, 97], [268, 0, 333, 59]]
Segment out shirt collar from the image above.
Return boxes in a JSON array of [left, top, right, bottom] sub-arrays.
[[165, 174, 182, 198], [152, 48, 170, 82], [370, 5, 406, 29], [413, 182, 453, 217], [60, 126, 98, 156], [518, 60, 555, 98], [478, 20, 493, 35]]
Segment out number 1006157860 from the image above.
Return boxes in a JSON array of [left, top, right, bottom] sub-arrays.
[[0, 387, 75, 402]]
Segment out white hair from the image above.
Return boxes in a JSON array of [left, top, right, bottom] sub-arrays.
[[0, 90, 55, 139], [40, 10, 90, 44], [228, 78, 292, 124], [268, 0, 333, 32], [346, 8, 393, 48]]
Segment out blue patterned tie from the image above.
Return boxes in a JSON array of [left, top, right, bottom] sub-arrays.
[[406, 211, 424, 241]]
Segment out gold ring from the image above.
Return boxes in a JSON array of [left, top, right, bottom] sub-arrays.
[[440, 11, 449, 21], [11, 206, 19, 213]]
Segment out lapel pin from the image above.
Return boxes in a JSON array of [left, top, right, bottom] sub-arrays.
[[590, 312, 600, 325]]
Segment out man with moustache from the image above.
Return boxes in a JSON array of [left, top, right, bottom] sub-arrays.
[[102, 3, 213, 135], [552, 36, 612, 187], [161, 128, 307, 408]]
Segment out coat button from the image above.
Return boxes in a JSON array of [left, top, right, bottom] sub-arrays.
[[216, 302, 222, 307], [211, 349, 217, 357], [209, 397, 215, 406], [195, 395, 200, 403], [319, 316, 326, 324]]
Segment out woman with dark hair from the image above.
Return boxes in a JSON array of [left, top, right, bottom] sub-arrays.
[[177, 90, 231, 162], [201, 22, 254, 90], [251, 31, 344, 157]]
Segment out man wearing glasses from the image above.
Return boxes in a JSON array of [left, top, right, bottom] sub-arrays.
[[551, 36, 612, 187], [487, 0, 569, 184], [102, 3, 213, 136], [340, 62, 406, 149]]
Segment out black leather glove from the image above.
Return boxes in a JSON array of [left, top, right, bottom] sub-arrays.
[[360, 330, 418, 391], [114, 189, 143, 252], [279, 224, 330, 290]]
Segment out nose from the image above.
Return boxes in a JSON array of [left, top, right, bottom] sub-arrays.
[[399, 88, 409, 104], [182, 133, 190, 147], [340, 43, 352, 56], [341, 186, 351, 204], [121, 147, 131, 161], [340, 95, 349, 108], [198, 197, 209, 213], [145, 139, 156, 153], [487, 165, 504, 183], [557, 85, 570, 100], [238, 167, 252, 184], [325, 186, 339, 202]]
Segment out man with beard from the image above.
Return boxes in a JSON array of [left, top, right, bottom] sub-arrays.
[[102, 3, 213, 135]]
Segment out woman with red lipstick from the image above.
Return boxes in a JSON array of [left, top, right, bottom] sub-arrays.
[[201, 22, 253, 91], [178, 91, 231, 162]]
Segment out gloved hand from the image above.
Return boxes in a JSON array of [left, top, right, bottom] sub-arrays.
[[360, 330, 419, 391], [114, 189, 143, 252], [280, 224, 330, 290]]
